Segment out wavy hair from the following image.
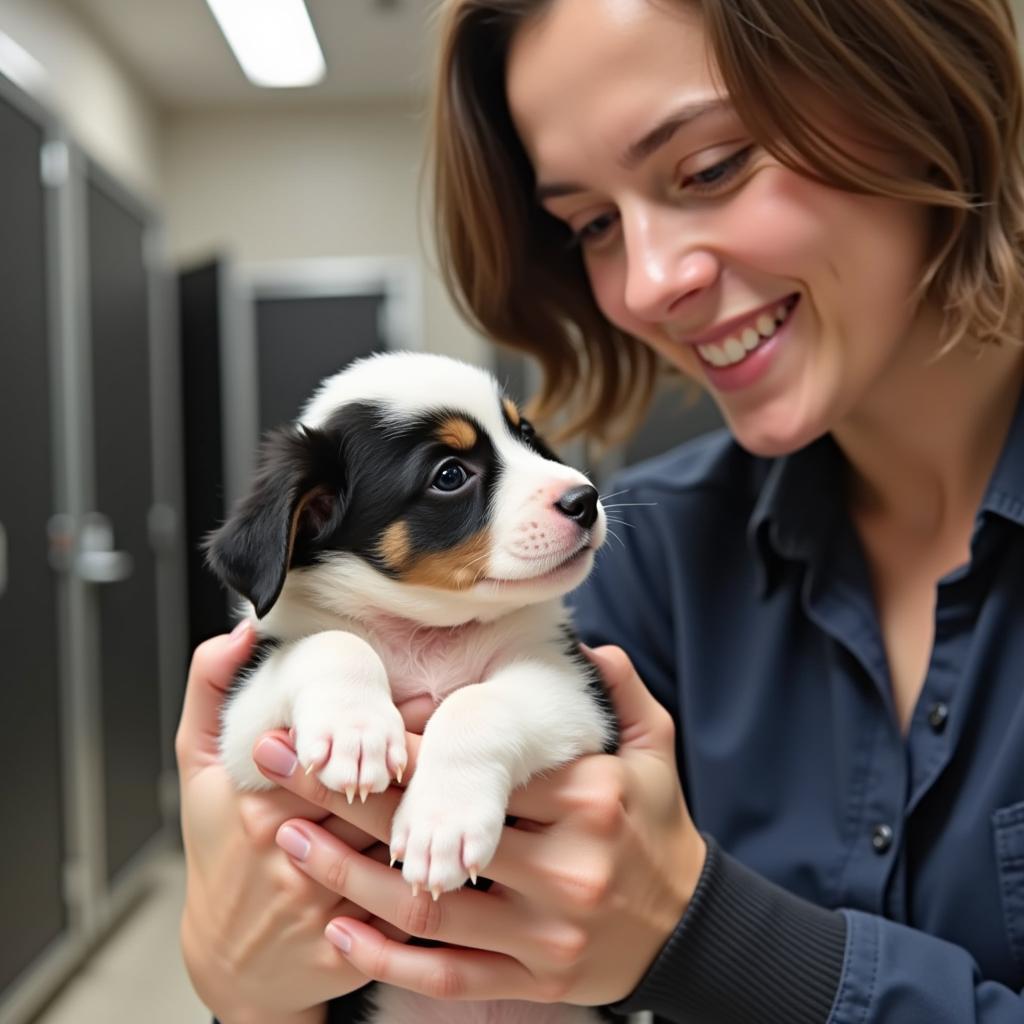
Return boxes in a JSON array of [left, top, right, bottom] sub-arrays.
[[430, 0, 1024, 440]]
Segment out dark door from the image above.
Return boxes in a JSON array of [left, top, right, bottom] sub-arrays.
[[255, 293, 386, 432], [178, 261, 230, 648], [0, 94, 67, 991], [86, 178, 163, 883]]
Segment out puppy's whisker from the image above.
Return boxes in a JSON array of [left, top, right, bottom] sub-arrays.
[[604, 526, 626, 550], [601, 502, 658, 509], [604, 516, 636, 530], [599, 488, 632, 501]]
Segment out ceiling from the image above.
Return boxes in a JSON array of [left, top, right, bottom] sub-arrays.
[[61, 0, 442, 108]]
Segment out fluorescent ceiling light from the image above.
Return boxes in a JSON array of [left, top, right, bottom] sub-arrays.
[[205, 0, 326, 88], [0, 31, 50, 99]]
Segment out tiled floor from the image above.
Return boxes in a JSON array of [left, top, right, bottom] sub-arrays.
[[35, 852, 209, 1024]]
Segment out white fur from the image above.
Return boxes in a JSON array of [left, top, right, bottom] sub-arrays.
[[220, 353, 612, 1024]]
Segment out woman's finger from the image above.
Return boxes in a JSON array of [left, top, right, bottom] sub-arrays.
[[175, 623, 254, 777], [252, 732, 602, 901], [583, 644, 676, 751], [395, 694, 436, 733], [275, 819, 529, 954], [322, 917, 536, 1002]]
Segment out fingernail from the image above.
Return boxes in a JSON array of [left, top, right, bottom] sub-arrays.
[[253, 737, 297, 777], [325, 922, 353, 953], [276, 824, 310, 861], [230, 619, 252, 643]]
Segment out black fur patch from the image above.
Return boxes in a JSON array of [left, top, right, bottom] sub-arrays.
[[227, 634, 281, 697], [205, 400, 510, 613], [560, 623, 620, 754]]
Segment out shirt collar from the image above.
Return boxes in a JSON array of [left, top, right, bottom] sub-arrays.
[[747, 434, 847, 595], [748, 383, 1024, 594]]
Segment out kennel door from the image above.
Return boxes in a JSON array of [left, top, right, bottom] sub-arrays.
[[85, 175, 164, 884], [0, 89, 67, 994], [254, 292, 386, 432]]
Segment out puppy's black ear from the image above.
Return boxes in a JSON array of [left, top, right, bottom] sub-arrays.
[[205, 425, 346, 618]]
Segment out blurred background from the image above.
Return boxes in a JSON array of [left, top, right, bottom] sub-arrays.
[[6, 0, 1000, 1020]]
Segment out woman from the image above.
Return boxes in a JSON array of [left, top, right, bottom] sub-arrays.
[[178, 0, 1024, 1020]]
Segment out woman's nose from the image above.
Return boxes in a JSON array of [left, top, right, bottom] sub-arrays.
[[622, 209, 719, 321]]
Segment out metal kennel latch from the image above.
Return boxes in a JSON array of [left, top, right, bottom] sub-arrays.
[[74, 512, 134, 585]]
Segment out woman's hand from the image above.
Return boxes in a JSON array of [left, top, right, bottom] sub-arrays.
[[177, 623, 398, 1024], [252, 645, 706, 1007]]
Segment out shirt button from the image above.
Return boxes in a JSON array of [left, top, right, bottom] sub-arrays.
[[927, 702, 950, 733], [871, 824, 894, 854]]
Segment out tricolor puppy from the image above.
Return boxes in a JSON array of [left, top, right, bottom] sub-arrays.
[[207, 353, 616, 923]]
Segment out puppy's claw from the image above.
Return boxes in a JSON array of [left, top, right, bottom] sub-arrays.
[[468, 867, 479, 885], [304, 762, 316, 776], [395, 765, 404, 785], [359, 785, 369, 804], [431, 886, 442, 902], [411, 884, 421, 899], [389, 855, 397, 868], [345, 785, 356, 804]]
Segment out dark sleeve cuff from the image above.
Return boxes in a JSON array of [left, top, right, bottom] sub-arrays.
[[611, 834, 847, 1024]]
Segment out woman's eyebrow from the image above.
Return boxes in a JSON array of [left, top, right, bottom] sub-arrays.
[[622, 98, 732, 168], [534, 98, 734, 202]]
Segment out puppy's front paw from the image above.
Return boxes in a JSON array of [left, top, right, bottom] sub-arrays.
[[390, 769, 507, 898], [292, 683, 407, 801]]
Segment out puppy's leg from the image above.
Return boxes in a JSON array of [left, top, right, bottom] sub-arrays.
[[222, 630, 406, 798], [390, 657, 612, 896]]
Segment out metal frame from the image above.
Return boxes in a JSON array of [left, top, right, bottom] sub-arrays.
[[79, 152, 181, 888], [0, 64, 182, 1024], [226, 256, 423, 506]]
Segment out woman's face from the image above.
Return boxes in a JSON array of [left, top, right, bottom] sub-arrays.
[[506, 0, 935, 457]]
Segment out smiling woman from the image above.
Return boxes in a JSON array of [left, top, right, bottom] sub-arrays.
[[432, 0, 1024, 445], [177, 2, 1024, 1023]]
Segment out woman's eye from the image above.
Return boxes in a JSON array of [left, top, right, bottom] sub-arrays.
[[431, 460, 470, 492], [567, 211, 620, 250], [683, 144, 756, 194]]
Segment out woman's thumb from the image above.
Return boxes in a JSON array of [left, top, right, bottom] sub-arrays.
[[582, 644, 676, 751], [175, 621, 254, 775]]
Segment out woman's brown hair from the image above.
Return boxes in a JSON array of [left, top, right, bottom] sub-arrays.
[[430, 0, 1024, 441]]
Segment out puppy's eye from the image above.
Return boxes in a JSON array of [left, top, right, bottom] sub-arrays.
[[431, 459, 470, 493], [520, 418, 536, 442]]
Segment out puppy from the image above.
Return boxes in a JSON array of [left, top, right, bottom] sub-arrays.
[[206, 352, 617, 1024]]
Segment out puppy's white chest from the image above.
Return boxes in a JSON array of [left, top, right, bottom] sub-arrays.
[[367, 618, 505, 704]]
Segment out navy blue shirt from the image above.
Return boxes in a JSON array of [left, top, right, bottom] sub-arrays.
[[571, 392, 1024, 1022]]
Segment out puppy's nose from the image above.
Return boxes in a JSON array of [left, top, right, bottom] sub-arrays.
[[554, 485, 599, 529]]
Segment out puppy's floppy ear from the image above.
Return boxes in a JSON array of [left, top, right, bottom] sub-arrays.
[[205, 424, 346, 618]]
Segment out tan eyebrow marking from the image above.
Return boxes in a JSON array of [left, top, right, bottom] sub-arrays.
[[503, 398, 521, 428], [435, 417, 477, 451], [379, 520, 411, 571]]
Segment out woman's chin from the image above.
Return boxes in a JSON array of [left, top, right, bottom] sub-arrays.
[[725, 412, 828, 459]]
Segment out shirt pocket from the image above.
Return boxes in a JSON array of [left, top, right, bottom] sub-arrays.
[[993, 801, 1024, 977]]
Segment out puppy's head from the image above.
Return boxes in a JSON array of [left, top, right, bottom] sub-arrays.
[[206, 353, 606, 626]]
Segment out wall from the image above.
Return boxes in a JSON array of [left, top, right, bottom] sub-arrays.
[[163, 103, 487, 364], [0, 0, 162, 202]]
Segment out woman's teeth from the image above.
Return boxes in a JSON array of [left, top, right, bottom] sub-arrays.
[[696, 301, 794, 368]]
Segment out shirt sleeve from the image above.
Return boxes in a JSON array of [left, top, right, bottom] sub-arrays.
[[613, 835, 1024, 1024]]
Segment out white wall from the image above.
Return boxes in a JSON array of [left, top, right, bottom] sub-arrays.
[[163, 103, 487, 365], [0, 0, 162, 202]]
